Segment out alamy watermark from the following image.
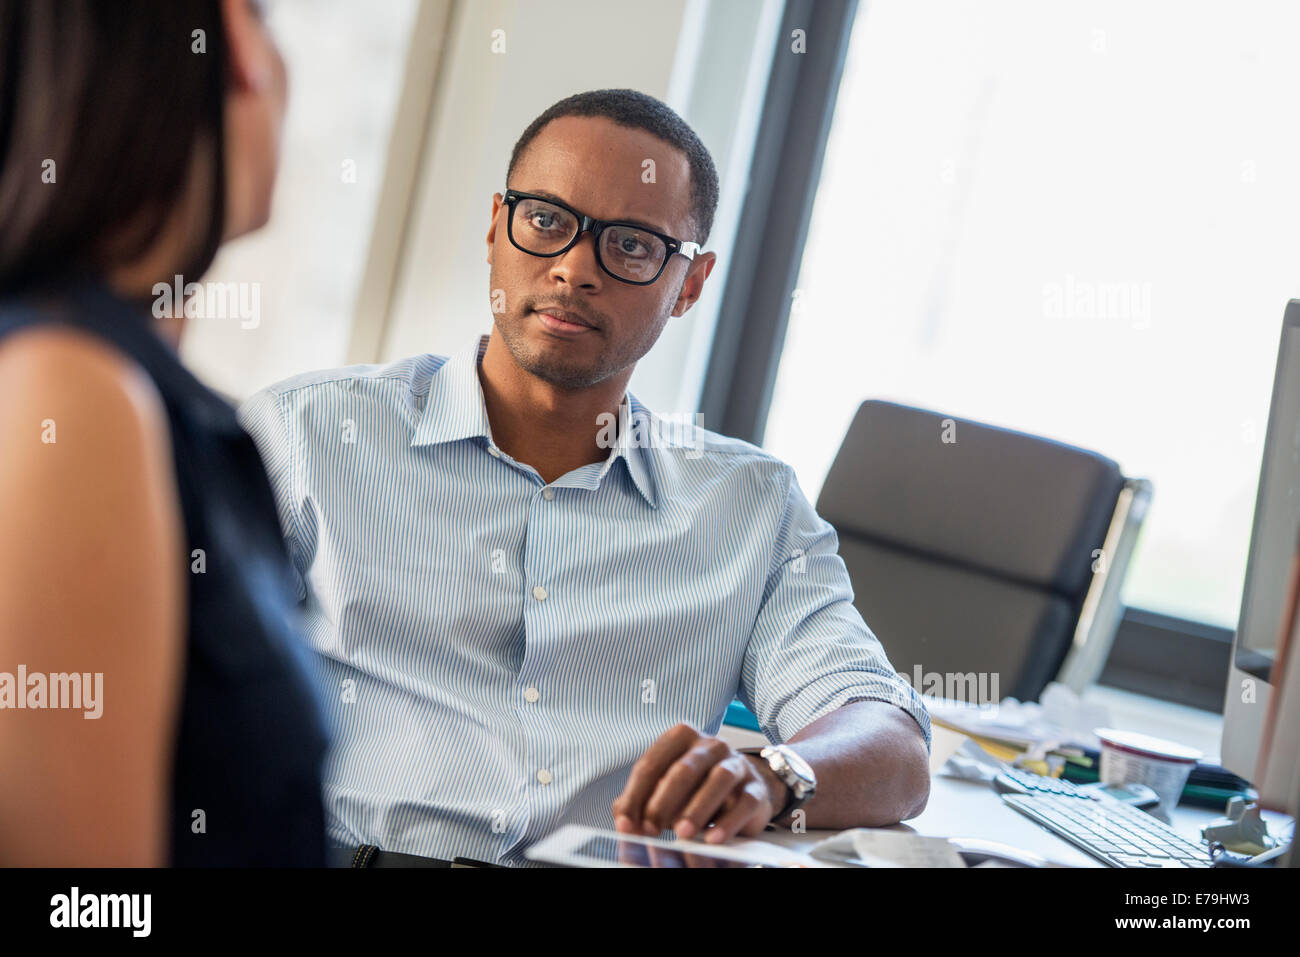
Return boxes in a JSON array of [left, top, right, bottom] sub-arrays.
[[152, 274, 260, 329], [0, 665, 103, 719], [1042, 274, 1151, 329], [50, 887, 150, 937], [596, 410, 705, 459], [900, 665, 1000, 708]]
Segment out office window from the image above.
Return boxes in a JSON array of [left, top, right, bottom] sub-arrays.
[[762, 0, 1300, 629], [181, 0, 418, 399]]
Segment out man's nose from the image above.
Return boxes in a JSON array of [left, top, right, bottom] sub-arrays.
[[548, 230, 603, 289]]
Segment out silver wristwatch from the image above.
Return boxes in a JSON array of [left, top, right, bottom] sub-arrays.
[[741, 744, 816, 821]]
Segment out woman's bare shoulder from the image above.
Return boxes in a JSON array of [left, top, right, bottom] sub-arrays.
[[0, 322, 171, 449]]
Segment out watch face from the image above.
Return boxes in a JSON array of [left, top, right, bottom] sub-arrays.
[[776, 746, 815, 789]]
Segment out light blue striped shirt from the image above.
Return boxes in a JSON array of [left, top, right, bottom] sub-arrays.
[[238, 332, 930, 866]]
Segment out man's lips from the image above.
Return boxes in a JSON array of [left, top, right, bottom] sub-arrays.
[[534, 307, 596, 330]]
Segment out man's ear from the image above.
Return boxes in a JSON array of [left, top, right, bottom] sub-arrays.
[[486, 192, 503, 264], [222, 0, 271, 93], [671, 252, 717, 317]]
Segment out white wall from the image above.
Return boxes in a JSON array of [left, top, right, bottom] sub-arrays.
[[181, 0, 419, 400], [640, 0, 783, 415]]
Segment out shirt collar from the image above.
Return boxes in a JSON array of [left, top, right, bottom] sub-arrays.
[[411, 333, 659, 510]]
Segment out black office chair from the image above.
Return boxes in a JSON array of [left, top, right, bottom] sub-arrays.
[[814, 400, 1151, 703]]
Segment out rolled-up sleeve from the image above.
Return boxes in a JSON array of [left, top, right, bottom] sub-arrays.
[[739, 465, 931, 751], [238, 387, 310, 602]]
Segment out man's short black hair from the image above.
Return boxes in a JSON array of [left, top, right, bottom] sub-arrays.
[[506, 88, 720, 246]]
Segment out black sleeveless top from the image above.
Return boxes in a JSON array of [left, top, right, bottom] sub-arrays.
[[0, 280, 330, 866]]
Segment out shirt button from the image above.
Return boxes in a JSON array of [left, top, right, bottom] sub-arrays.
[[524, 686, 540, 703], [536, 769, 552, 785], [542, 487, 555, 501], [487, 445, 501, 458], [532, 585, 548, 601]]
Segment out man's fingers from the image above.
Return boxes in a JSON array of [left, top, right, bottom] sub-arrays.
[[611, 723, 698, 827], [642, 736, 732, 832], [703, 783, 768, 844], [671, 755, 748, 838]]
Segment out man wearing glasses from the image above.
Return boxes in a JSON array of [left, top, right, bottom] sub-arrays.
[[240, 88, 931, 867]]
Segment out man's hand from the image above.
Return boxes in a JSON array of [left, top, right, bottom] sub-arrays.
[[612, 723, 788, 844]]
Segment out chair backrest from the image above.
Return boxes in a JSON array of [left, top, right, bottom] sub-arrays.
[[816, 400, 1127, 702]]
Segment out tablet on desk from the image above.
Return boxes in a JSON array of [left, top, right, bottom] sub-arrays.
[[524, 824, 836, 868]]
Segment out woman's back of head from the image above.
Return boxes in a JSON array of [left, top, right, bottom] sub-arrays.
[[0, 0, 287, 301]]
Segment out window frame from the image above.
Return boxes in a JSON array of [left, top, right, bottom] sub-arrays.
[[701, 0, 1234, 711]]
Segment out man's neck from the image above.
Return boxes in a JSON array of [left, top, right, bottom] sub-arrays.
[[477, 333, 630, 485]]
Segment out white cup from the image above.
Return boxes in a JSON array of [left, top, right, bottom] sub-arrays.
[[1094, 727, 1202, 817]]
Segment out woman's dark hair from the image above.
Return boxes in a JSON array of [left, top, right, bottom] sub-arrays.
[[0, 1, 227, 295]]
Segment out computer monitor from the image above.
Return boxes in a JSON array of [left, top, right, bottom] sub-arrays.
[[1221, 300, 1300, 815]]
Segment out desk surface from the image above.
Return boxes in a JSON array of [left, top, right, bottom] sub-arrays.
[[754, 774, 1272, 867], [717, 690, 1292, 867]]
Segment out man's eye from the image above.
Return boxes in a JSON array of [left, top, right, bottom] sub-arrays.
[[530, 212, 561, 230]]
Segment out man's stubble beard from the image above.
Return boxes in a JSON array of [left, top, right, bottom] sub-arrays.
[[494, 306, 665, 391]]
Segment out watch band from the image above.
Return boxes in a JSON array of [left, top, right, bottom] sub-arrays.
[[740, 745, 814, 822], [771, 784, 801, 822]]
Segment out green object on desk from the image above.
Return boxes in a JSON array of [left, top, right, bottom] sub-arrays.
[[1060, 750, 1257, 809]]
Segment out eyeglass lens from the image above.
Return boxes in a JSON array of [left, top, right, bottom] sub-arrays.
[[512, 197, 668, 282]]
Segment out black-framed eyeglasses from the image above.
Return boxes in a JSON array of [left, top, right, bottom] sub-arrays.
[[502, 187, 701, 286]]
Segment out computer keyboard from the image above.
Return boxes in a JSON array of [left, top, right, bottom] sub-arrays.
[[1002, 793, 1212, 867], [993, 765, 1091, 798]]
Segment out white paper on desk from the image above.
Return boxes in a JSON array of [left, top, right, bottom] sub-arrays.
[[928, 723, 967, 774], [938, 737, 1003, 783], [808, 829, 966, 868], [925, 682, 1110, 751]]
